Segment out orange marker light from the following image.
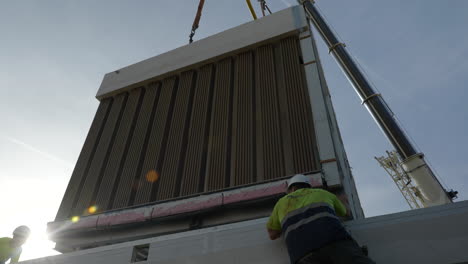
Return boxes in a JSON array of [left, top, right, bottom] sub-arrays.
[[146, 170, 159, 183]]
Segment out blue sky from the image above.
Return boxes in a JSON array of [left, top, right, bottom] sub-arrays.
[[0, 0, 467, 260]]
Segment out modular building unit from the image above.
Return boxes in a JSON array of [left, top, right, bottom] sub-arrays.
[[50, 5, 363, 251]]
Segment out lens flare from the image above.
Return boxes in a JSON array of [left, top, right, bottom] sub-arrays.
[[71, 216, 80, 223], [88, 205, 98, 214], [145, 170, 159, 183]]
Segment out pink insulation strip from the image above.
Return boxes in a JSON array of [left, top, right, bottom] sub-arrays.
[[97, 208, 150, 227], [51, 175, 323, 232], [152, 194, 223, 218], [223, 182, 287, 204]]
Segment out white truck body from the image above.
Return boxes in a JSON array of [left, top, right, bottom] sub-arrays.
[[27, 201, 468, 264]]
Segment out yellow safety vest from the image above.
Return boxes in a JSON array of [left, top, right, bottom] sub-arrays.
[[0, 237, 21, 263]]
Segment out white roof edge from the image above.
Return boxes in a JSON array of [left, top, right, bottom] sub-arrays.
[[96, 5, 308, 99]]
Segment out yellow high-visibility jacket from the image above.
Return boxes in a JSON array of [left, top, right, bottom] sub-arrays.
[[0, 237, 21, 263], [267, 188, 348, 263]]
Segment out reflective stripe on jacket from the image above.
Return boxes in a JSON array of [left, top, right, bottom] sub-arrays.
[[282, 202, 349, 263], [267, 189, 349, 263]]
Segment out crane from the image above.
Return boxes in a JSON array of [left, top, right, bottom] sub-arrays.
[[299, 0, 456, 207], [188, 0, 457, 208], [375, 151, 426, 209]]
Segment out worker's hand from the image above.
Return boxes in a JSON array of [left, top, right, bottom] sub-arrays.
[[337, 193, 352, 217], [267, 228, 281, 240], [337, 193, 349, 205]]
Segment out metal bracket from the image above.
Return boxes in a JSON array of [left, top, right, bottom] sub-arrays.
[[361, 93, 381, 105], [303, 60, 317, 66], [299, 34, 311, 40], [328, 42, 346, 54], [320, 158, 337, 164]]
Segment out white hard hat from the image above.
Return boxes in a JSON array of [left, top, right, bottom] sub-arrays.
[[287, 174, 311, 188], [13, 225, 31, 238]]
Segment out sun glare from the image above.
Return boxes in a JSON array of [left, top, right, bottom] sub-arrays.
[[88, 205, 98, 214], [20, 224, 59, 261]]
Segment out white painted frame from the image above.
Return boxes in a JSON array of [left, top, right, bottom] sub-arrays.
[[298, 13, 364, 218], [97, 6, 308, 99]]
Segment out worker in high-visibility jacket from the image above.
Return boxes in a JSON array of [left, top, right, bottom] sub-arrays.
[[267, 174, 375, 264], [0, 226, 30, 264]]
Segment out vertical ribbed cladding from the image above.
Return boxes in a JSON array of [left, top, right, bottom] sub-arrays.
[[231, 51, 256, 186], [112, 83, 161, 209], [179, 65, 216, 196], [128, 81, 167, 206], [56, 35, 323, 218], [256, 45, 286, 180], [55, 99, 112, 220], [273, 43, 295, 176], [205, 58, 233, 191], [280, 37, 319, 173], [95, 88, 144, 212], [72, 93, 128, 216], [156, 71, 197, 201], [133, 78, 177, 204]]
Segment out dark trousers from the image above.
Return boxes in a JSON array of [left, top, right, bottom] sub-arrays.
[[297, 239, 375, 264]]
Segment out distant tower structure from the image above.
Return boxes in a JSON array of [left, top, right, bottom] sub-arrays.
[[375, 150, 425, 209]]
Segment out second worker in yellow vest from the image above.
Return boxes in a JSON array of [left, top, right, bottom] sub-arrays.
[[267, 174, 375, 264]]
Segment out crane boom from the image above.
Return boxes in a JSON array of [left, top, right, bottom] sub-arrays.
[[299, 0, 454, 207]]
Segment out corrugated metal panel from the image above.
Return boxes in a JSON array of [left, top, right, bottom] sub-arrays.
[[280, 37, 319, 172], [179, 65, 215, 196], [273, 43, 295, 176], [133, 79, 177, 204], [55, 99, 112, 220], [255, 45, 286, 180], [156, 72, 195, 200], [205, 59, 233, 192], [112, 83, 161, 209], [231, 51, 256, 186], [56, 36, 321, 219], [73, 93, 127, 216], [94, 88, 144, 212]]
